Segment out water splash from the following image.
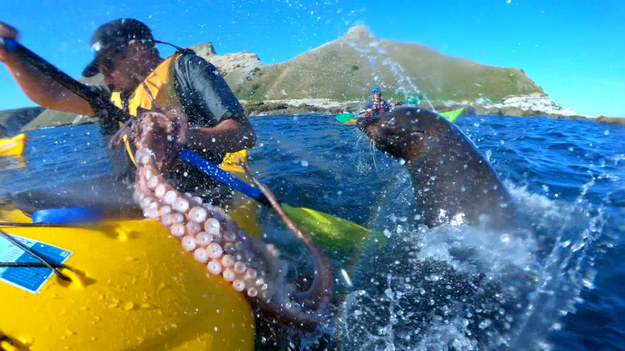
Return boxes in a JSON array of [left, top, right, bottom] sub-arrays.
[[346, 38, 436, 110], [336, 182, 609, 350]]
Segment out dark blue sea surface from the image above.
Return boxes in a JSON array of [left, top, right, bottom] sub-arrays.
[[1, 114, 624, 350]]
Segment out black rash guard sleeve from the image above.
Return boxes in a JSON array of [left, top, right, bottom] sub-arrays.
[[173, 54, 244, 127]]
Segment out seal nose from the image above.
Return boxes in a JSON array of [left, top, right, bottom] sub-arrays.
[[356, 116, 380, 131]]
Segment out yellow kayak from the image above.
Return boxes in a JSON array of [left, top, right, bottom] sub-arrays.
[[0, 150, 258, 351], [0, 133, 28, 157]]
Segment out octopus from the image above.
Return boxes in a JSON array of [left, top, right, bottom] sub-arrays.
[[128, 106, 333, 330]]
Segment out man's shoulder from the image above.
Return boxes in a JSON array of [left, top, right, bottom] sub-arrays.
[[175, 52, 215, 71]]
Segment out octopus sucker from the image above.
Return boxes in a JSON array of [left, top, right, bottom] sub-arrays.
[[185, 221, 201, 235], [188, 206, 207, 223], [164, 190, 178, 205], [247, 287, 258, 298], [221, 254, 235, 268], [190, 196, 203, 207], [160, 215, 173, 227], [141, 196, 156, 209], [233, 279, 246, 292], [146, 175, 159, 189], [193, 247, 209, 263], [206, 242, 224, 259], [154, 183, 169, 199], [134, 149, 154, 165], [222, 268, 236, 282], [162, 212, 183, 224], [204, 217, 220, 235], [169, 223, 186, 237], [173, 197, 190, 213], [181, 235, 197, 251], [144, 207, 160, 219], [233, 261, 247, 274], [132, 108, 334, 330], [195, 232, 211, 246], [207, 259, 222, 275], [158, 205, 172, 216]]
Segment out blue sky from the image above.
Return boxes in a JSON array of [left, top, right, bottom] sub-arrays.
[[1, 0, 623, 117]]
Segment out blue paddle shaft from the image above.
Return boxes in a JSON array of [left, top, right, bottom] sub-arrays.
[[179, 148, 271, 207]]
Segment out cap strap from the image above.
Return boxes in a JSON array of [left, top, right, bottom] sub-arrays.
[[154, 40, 195, 55]]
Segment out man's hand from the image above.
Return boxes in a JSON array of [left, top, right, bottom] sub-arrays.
[[0, 22, 19, 63]]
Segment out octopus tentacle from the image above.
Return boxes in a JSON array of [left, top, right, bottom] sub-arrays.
[[132, 109, 333, 330], [245, 166, 334, 313]]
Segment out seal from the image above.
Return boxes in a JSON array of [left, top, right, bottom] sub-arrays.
[[357, 107, 514, 228]]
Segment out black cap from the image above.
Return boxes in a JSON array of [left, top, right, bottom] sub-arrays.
[[82, 18, 154, 77]]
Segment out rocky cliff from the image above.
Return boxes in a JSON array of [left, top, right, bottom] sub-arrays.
[[0, 107, 43, 136]]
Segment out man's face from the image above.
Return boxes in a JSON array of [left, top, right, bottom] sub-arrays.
[[97, 46, 140, 91], [373, 92, 381, 100]]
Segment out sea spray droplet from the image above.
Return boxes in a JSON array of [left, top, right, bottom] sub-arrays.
[[341, 269, 353, 287]]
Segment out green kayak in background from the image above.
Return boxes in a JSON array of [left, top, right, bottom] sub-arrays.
[[336, 107, 464, 124]]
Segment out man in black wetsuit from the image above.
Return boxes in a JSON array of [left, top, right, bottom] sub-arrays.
[[0, 19, 256, 203]]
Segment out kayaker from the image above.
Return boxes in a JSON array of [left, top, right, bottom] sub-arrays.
[[362, 86, 391, 117], [0, 19, 256, 203]]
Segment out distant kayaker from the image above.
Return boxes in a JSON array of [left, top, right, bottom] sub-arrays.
[[0, 19, 256, 202], [362, 86, 391, 117]]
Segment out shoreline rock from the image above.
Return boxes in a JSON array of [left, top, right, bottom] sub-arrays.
[[242, 96, 624, 126], [0, 107, 44, 137], [3, 94, 623, 134]]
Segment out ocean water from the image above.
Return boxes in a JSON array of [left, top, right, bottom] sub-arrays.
[[1, 114, 624, 350]]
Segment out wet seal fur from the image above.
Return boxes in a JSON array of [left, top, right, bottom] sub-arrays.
[[357, 107, 514, 228]]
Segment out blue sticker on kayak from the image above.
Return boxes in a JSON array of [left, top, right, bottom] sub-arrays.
[[0, 234, 72, 294]]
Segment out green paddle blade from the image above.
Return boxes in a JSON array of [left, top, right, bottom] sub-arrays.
[[405, 97, 421, 105], [439, 108, 464, 122], [282, 204, 385, 264], [335, 112, 357, 123]]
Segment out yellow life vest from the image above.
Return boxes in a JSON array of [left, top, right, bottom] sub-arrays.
[[109, 53, 250, 178], [110, 54, 181, 116], [110, 54, 181, 164]]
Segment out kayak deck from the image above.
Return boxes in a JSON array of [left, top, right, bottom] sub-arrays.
[[0, 214, 256, 351], [0, 149, 259, 350]]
